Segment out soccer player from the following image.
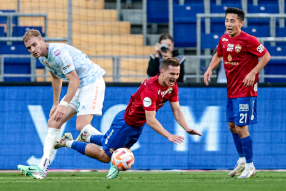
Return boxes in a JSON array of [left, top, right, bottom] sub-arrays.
[[204, 8, 270, 178], [54, 57, 202, 179], [17, 29, 106, 179]]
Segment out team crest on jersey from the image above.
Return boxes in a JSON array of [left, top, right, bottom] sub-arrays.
[[235, 44, 241, 53], [228, 54, 232, 61]]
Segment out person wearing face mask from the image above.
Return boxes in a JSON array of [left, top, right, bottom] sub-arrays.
[[54, 57, 201, 179], [204, 7, 271, 179], [147, 33, 185, 82]]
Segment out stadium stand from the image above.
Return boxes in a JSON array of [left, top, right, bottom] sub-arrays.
[[0, 0, 285, 82]]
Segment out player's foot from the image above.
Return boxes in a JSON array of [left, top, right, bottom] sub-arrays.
[[76, 130, 103, 150], [228, 161, 245, 177], [54, 132, 73, 149], [237, 167, 256, 179], [76, 130, 91, 142], [105, 163, 119, 179], [17, 165, 47, 179]]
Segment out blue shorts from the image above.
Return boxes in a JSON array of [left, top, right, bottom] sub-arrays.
[[101, 110, 144, 157], [226, 96, 257, 126]]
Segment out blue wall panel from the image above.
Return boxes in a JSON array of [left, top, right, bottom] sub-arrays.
[[0, 86, 285, 170]]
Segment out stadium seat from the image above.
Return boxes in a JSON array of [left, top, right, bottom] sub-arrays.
[[0, 45, 29, 54], [12, 26, 44, 37], [248, 4, 279, 26], [3, 57, 31, 82], [173, 4, 205, 47], [72, 34, 144, 46], [264, 45, 286, 82], [0, 10, 18, 25], [147, 0, 168, 23], [201, 33, 221, 49], [242, 26, 270, 37], [0, 26, 5, 37]]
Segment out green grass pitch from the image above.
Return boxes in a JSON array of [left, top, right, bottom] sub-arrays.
[[1, 171, 286, 191]]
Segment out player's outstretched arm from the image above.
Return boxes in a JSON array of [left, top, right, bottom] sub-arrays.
[[145, 110, 184, 144], [243, 51, 271, 87], [204, 52, 222, 86], [170, 102, 202, 136], [50, 72, 62, 117]]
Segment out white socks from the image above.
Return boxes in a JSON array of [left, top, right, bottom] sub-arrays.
[[80, 124, 102, 143], [246, 162, 254, 169], [66, 140, 74, 148], [239, 157, 246, 164], [38, 128, 61, 172]]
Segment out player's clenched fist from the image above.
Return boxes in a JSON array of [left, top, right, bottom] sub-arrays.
[[204, 70, 212, 86]]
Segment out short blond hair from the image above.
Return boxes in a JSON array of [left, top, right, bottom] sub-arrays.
[[23, 29, 42, 43], [161, 57, 180, 70]]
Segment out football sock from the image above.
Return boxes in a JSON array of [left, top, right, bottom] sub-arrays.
[[232, 133, 244, 157], [80, 124, 102, 142], [71, 141, 87, 155], [240, 135, 253, 163], [90, 135, 104, 146], [245, 162, 254, 169], [66, 140, 74, 148], [239, 157, 246, 163], [39, 128, 61, 172]]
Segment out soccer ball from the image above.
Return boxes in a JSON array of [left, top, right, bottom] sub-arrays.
[[111, 148, 135, 171]]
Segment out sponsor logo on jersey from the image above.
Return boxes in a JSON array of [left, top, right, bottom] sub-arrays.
[[63, 64, 71, 70], [257, 44, 264, 53], [228, 54, 232, 61], [143, 97, 152, 107], [227, 44, 234, 52], [222, 38, 228, 41], [235, 44, 241, 53], [239, 104, 249, 112], [54, 50, 61, 56]]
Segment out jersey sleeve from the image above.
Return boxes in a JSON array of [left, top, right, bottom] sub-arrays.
[[246, 35, 267, 58], [140, 89, 158, 111], [53, 48, 75, 75], [170, 85, 179, 102], [216, 37, 223, 57]]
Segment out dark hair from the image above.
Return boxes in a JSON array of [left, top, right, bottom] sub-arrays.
[[225, 7, 245, 21], [161, 57, 180, 70], [159, 33, 173, 43]]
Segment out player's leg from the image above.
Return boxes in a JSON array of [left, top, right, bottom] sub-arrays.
[[235, 97, 257, 179], [18, 105, 77, 179], [75, 76, 105, 145], [226, 98, 246, 177], [105, 124, 144, 179]]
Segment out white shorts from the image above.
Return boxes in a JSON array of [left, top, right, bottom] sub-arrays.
[[61, 76, 105, 116]]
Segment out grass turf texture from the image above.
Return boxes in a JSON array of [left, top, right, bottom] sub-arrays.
[[1, 172, 286, 191]]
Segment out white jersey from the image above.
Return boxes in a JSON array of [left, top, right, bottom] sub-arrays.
[[39, 43, 105, 88]]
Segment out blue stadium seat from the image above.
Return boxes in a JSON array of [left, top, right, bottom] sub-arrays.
[[12, 26, 44, 37], [242, 26, 270, 37], [173, 3, 205, 47], [211, 3, 242, 13], [4, 57, 31, 82], [264, 45, 286, 82], [201, 33, 221, 49], [147, 0, 168, 23], [248, 4, 279, 26], [0, 26, 5, 37], [0, 10, 18, 25], [0, 45, 29, 54]]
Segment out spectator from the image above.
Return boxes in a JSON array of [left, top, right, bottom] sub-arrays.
[[147, 33, 185, 82]]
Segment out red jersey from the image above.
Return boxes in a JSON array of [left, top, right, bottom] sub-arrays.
[[217, 31, 268, 98], [124, 75, 179, 127]]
